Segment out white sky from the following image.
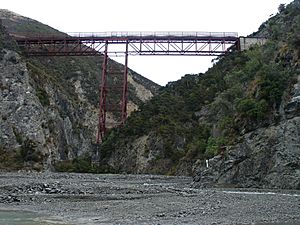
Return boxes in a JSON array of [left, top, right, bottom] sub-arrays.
[[1, 0, 294, 85]]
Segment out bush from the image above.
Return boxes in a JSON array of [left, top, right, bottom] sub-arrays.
[[54, 157, 117, 174], [36, 88, 50, 106], [205, 137, 226, 159], [237, 98, 268, 120], [20, 138, 43, 162], [0, 148, 23, 170]]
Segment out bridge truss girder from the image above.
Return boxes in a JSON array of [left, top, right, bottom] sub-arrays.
[[16, 37, 238, 57]]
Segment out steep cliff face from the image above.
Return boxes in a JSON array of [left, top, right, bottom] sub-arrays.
[[0, 27, 99, 170], [0, 11, 160, 171]]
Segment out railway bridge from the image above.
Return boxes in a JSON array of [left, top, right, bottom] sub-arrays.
[[11, 31, 265, 143]]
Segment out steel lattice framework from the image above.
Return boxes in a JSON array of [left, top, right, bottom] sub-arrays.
[[13, 31, 239, 56], [12, 31, 239, 143]]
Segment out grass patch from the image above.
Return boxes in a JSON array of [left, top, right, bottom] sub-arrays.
[[0, 148, 23, 171], [54, 156, 117, 174]]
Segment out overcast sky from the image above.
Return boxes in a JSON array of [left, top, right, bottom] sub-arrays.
[[1, 0, 294, 85]]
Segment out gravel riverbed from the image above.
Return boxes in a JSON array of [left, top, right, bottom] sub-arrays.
[[0, 172, 299, 225]]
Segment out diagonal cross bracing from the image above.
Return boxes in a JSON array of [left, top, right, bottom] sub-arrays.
[[12, 31, 239, 56]]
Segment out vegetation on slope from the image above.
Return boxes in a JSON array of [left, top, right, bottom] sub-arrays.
[[99, 0, 300, 175]]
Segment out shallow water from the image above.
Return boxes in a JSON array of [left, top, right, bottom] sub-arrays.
[[1, 210, 299, 225], [257, 223, 300, 225], [0, 210, 68, 225]]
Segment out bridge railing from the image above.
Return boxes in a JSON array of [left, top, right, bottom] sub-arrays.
[[11, 31, 239, 40], [67, 31, 239, 38]]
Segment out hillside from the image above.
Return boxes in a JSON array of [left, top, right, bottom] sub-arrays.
[[0, 9, 160, 171], [99, 1, 300, 189]]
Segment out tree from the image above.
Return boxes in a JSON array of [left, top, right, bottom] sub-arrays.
[[278, 4, 285, 13]]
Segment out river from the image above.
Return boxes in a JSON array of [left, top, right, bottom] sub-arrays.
[[0, 172, 299, 225]]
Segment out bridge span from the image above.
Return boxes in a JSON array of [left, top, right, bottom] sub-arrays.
[[13, 31, 239, 56], [12, 31, 242, 143]]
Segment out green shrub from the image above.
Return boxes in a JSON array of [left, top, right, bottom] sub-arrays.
[[0, 148, 23, 170], [185, 138, 207, 159], [36, 88, 50, 106], [12, 127, 23, 144], [205, 137, 226, 159], [54, 156, 117, 174], [237, 98, 268, 120], [20, 138, 43, 162]]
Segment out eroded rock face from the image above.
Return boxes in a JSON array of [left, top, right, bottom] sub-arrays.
[[108, 133, 167, 174], [0, 23, 97, 169], [0, 49, 47, 166], [0, 48, 99, 169], [193, 112, 300, 190]]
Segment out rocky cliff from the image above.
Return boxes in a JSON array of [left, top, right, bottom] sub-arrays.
[[0, 10, 160, 171], [193, 99, 300, 189]]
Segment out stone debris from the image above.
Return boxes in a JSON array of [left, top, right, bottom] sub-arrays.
[[0, 172, 299, 225]]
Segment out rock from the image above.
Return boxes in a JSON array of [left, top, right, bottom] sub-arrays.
[[45, 187, 52, 193], [3, 49, 19, 64], [0, 195, 21, 203], [193, 116, 300, 190], [49, 189, 59, 194]]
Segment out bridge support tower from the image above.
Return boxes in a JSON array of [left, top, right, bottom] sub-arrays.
[[96, 41, 129, 143]]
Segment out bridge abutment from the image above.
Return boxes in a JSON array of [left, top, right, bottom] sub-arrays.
[[239, 36, 267, 51]]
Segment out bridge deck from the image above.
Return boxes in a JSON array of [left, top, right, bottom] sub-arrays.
[[12, 31, 239, 57], [13, 31, 238, 41]]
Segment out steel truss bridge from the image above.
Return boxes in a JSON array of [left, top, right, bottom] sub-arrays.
[[12, 31, 240, 143]]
